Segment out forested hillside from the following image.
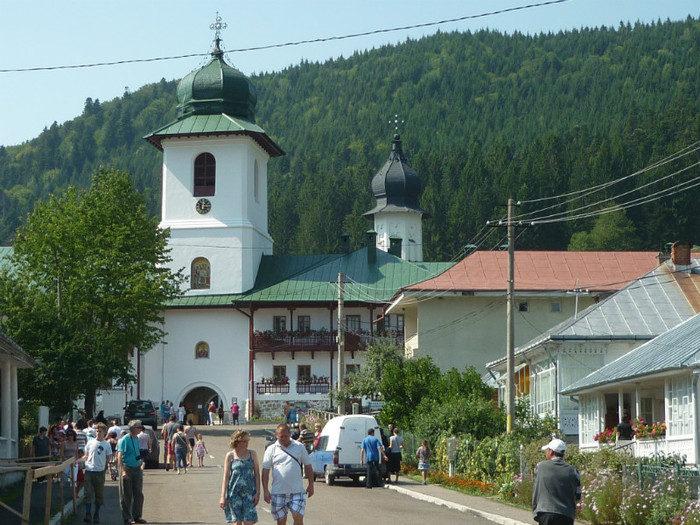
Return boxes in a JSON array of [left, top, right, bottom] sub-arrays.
[[1, 18, 698, 258]]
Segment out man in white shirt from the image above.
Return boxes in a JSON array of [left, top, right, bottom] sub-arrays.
[[262, 424, 314, 525], [81, 423, 112, 524]]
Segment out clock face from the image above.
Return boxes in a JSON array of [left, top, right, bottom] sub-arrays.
[[195, 198, 212, 214]]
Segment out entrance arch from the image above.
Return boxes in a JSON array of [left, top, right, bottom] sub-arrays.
[[180, 385, 223, 425]]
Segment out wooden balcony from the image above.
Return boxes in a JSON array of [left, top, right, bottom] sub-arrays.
[[252, 331, 404, 352]]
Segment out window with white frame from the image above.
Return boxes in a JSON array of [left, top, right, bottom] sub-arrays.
[[535, 364, 556, 415], [667, 375, 693, 436], [273, 316, 286, 334], [579, 394, 599, 444]]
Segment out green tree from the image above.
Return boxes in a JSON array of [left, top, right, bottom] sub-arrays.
[[568, 207, 641, 251], [0, 168, 184, 415]]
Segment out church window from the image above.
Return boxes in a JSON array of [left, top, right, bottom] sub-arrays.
[[191, 258, 211, 289], [273, 316, 286, 334], [254, 160, 259, 203], [346, 315, 361, 332], [194, 152, 216, 197], [297, 315, 310, 333], [195, 342, 210, 359], [273, 366, 287, 382], [298, 365, 311, 382]]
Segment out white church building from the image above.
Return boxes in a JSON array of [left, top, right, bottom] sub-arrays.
[[134, 33, 449, 422]]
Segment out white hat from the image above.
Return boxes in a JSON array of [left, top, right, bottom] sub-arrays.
[[541, 438, 566, 454]]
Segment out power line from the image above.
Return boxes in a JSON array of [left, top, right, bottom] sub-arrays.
[[0, 0, 569, 74]]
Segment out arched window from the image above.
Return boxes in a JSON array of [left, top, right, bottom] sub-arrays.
[[194, 153, 215, 197], [195, 341, 210, 359], [191, 258, 211, 289]]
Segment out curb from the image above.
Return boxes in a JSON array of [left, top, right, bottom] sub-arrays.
[[384, 484, 530, 525], [49, 488, 84, 525]]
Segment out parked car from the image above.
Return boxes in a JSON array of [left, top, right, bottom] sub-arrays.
[[119, 425, 160, 469], [123, 399, 158, 430], [309, 414, 385, 485]]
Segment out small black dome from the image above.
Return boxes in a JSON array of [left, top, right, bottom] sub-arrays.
[[364, 134, 428, 217]]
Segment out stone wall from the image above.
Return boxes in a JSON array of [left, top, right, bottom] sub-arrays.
[[248, 399, 330, 421]]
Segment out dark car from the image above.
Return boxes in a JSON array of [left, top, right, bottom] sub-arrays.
[[123, 399, 157, 430], [119, 425, 160, 469]]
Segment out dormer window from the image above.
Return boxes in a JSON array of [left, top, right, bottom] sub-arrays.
[[194, 152, 216, 197]]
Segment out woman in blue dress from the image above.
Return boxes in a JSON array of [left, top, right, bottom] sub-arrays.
[[220, 430, 260, 525]]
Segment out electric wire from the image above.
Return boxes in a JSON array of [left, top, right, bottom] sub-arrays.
[[0, 0, 569, 74]]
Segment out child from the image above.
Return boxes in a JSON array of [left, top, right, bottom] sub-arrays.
[[195, 433, 208, 467], [416, 439, 431, 485]]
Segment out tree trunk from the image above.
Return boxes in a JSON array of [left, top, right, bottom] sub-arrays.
[[83, 387, 97, 419]]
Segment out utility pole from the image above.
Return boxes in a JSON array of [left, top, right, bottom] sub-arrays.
[[487, 198, 532, 434], [337, 272, 345, 415], [506, 198, 515, 434]]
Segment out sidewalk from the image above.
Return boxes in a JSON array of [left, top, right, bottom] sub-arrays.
[[385, 479, 533, 525]]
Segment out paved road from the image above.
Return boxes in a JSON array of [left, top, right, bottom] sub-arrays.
[[67, 423, 495, 525]]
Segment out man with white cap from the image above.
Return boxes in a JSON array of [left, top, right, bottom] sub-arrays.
[[532, 438, 581, 525]]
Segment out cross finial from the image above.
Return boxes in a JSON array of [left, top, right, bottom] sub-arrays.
[[210, 12, 228, 40], [389, 114, 404, 133]]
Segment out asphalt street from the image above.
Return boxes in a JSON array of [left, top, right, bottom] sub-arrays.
[[64, 423, 512, 525]]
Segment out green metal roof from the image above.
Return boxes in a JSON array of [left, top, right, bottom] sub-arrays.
[[144, 113, 284, 156], [168, 248, 453, 308]]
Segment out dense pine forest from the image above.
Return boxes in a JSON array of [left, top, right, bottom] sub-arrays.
[[1, 18, 698, 259]]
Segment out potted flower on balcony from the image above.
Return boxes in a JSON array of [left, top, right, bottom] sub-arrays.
[[594, 428, 615, 446]]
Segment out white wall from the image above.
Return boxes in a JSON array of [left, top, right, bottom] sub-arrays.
[[141, 308, 249, 410]]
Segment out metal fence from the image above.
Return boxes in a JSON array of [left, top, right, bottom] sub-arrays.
[[622, 464, 700, 497]]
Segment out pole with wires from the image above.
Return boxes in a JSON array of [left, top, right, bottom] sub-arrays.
[[337, 272, 345, 415]]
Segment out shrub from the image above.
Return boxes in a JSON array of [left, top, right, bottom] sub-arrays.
[[579, 470, 622, 525], [647, 471, 690, 525], [619, 483, 650, 525], [672, 500, 700, 525]]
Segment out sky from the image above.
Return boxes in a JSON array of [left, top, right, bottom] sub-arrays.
[[0, 0, 698, 147]]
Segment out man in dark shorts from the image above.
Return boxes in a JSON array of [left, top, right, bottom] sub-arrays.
[[161, 414, 178, 471]]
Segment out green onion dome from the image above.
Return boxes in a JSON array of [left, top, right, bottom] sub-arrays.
[[176, 37, 257, 121]]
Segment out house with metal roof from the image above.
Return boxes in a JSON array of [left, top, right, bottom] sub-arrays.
[[562, 312, 700, 464], [385, 250, 661, 374], [486, 243, 700, 435]]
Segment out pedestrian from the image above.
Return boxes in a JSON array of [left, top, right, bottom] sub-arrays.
[[220, 430, 260, 524], [195, 433, 208, 467], [185, 420, 197, 467], [117, 420, 146, 524], [262, 423, 314, 525], [218, 402, 225, 425], [416, 440, 431, 485], [81, 423, 112, 524], [137, 427, 151, 471], [31, 426, 51, 459], [162, 400, 170, 423], [62, 428, 80, 486], [231, 401, 240, 425], [617, 413, 634, 441], [108, 420, 122, 439], [171, 424, 191, 474], [532, 438, 581, 525], [161, 414, 178, 472], [312, 423, 323, 450], [160, 401, 167, 424], [388, 428, 404, 484], [178, 403, 186, 425], [208, 401, 217, 426], [297, 424, 315, 453], [360, 428, 386, 489], [283, 402, 290, 424]]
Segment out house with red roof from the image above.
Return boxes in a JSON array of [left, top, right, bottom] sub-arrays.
[[385, 250, 660, 375]]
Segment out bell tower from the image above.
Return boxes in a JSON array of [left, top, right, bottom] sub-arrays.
[[364, 118, 429, 262], [145, 15, 284, 294]]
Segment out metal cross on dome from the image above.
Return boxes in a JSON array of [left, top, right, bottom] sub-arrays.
[[210, 12, 228, 39], [389, 114, 404, 133]]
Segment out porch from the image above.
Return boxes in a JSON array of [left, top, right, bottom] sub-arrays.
[[581, 435, 695, 464]]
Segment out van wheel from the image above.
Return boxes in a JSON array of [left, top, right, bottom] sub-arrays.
[[351, 476, 360, 485], [324, 468, 335, 486]]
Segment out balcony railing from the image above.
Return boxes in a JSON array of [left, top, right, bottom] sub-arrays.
[[252, 330, 404, 351], [256, 383, 290, 394], [296, 382, 330, 394]]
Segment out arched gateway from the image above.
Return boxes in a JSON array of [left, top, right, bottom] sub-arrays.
[[180, 385, 224, 425]]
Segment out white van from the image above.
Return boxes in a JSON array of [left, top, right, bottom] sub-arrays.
[[309, 414, 386, 485]]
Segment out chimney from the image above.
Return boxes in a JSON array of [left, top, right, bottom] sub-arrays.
[[671, 241, 692, 268], [340, 232, 350, 253], [389, 236, 402, 258], [366, 230, 377, 264]]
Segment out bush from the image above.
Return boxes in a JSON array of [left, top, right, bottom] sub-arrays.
[[579, 470, 623, 525], [647, 471, 690, 525]]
